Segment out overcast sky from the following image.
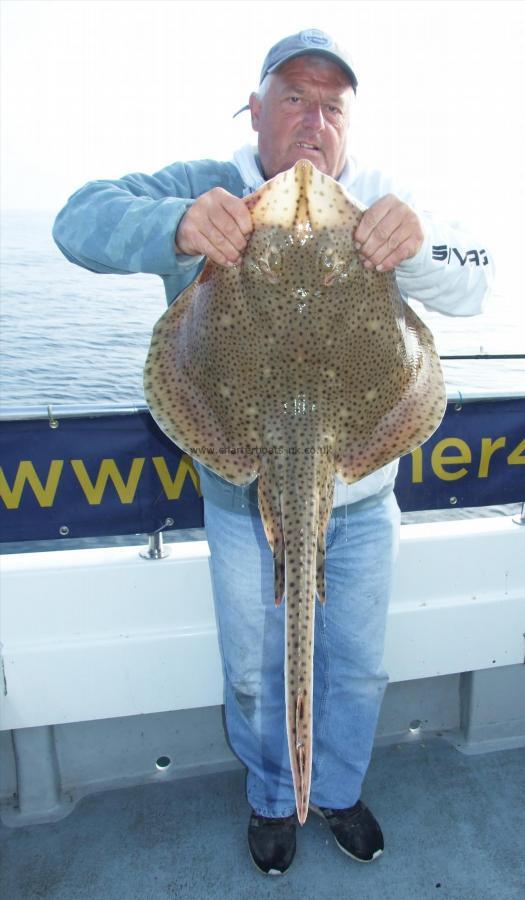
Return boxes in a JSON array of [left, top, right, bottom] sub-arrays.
[[2, 0, 525, 298]]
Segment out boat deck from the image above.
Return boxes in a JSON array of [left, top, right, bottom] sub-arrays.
[[1, 736, 524, 900]]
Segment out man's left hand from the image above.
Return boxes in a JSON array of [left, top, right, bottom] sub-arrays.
[[353, 194, 424, 272]]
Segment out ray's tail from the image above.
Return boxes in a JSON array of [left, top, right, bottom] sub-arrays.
[[283, 517, 317, 825], [258, 450, 334, 825]]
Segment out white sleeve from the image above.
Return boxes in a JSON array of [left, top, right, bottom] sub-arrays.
[[394, 212, 494, 317], [347, 162, 494, 318]]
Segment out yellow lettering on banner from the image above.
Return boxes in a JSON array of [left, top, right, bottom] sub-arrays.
[[410, 447, 423, 484], [71, 458, 145, 505], [508, 439, 525, 465], [478, 437, 506, 478], [152, 455, 202, 499], [0, 460, 64, 509], [431, 438, 471, 481]]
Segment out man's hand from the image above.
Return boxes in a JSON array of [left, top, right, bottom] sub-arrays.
[[175, 188, 253, 267], [353, 194, 424, 272]]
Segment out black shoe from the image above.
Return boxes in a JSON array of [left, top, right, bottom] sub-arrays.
[[310, 800, 384, 862], [248, 811, 296, 875]]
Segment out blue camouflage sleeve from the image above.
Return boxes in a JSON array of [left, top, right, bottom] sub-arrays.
[[52, 160, 245, 277]]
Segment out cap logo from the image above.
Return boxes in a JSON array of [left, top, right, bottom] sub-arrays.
[[299, 29, 333, 49]]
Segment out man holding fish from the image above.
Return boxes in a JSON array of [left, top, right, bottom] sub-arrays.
[[54, 29, 492, 876]]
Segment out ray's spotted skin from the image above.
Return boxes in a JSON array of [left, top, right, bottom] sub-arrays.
[[144, 160, 446, 825]]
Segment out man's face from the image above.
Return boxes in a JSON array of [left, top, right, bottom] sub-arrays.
[[249, 55, 354, 180]]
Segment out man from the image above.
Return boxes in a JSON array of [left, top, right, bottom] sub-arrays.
[[53, 29, 492, 876]]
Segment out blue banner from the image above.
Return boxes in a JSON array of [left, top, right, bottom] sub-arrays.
[[394, 397, 525, 511], [1, 399, 524, 542], [0, 411, 203, 542]]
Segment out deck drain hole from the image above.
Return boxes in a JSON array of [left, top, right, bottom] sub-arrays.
[[408, 719, 422, 734], [155, 756, 172, 770]]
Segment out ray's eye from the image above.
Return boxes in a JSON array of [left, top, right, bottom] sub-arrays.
[[322, 247, 336, 267], [258, 245, 282, 282], [321, 247, 348, 287], [268, 245, 281, 269]]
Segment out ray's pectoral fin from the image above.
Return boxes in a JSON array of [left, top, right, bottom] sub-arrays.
[[144, 279, 258, 487], [336, 305, 446, 485]]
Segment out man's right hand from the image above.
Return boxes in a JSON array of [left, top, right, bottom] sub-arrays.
[[175, 188, 253, 267]]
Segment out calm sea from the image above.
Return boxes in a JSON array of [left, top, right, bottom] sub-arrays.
[[1, 209, 524, 410]]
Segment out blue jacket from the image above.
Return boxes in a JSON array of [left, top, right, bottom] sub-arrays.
[[53, 159, 246, 305]]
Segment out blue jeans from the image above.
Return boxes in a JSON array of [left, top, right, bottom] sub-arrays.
[[199, 465, 400, 818]]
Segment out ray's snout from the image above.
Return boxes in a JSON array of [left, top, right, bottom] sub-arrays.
[[247, 159, 365, 233]]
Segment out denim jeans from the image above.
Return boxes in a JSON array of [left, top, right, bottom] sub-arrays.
[[199, 465, 401, 818]]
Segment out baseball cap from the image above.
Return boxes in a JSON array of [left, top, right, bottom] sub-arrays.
[[233, 29, 358, 117]]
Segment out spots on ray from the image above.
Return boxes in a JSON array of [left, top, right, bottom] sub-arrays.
[[143, 159, 446, 824]]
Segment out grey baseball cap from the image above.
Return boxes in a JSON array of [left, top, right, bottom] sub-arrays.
[[233, 29, 358, 117]]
